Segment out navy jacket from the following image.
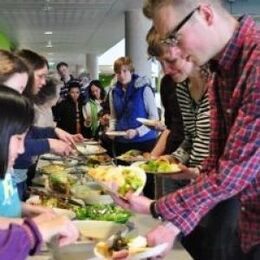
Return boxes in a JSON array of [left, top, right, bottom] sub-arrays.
[[112, 74, 157, 143], [14, 126, 56, 169]]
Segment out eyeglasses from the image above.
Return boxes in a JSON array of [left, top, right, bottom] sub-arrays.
[[160, 6, 200, 46]]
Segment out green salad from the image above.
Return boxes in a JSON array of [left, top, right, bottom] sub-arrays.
[[118, 168, 144, 196], [139, 159, 178, 173], [75, 204, 131, 223]]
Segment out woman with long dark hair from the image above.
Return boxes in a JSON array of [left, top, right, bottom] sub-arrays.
[[83, 79, 106, 139], [11, 50, 83, 199], [0, 86, 78, 259], [55, 80, 86, 136]]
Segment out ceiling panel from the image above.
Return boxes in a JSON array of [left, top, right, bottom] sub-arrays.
[[0, 0, 143, 67], [0, 0, 259, 69]]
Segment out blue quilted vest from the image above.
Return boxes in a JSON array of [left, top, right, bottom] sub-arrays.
[[112, 74, 157, 143]]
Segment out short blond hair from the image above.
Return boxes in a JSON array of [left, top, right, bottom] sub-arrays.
[[143, 0, 224, 19], [143, 0, 172, 19], [113, 57, 135, 74]]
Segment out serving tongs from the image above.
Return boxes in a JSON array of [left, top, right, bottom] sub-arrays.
[[52, 192, 85, 207], [28, 187, 84, 207]]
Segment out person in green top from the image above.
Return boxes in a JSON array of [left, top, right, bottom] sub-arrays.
[[83, 80, 107, 139]]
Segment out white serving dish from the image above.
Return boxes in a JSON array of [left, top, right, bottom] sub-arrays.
[[71, 182, 113, 205], [73, 220, 125, 240]]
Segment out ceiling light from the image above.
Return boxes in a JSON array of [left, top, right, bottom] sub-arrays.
[[44, 31, 53, 35], [46, 40, 53, 48]]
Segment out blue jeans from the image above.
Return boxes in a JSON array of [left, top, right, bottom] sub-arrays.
[[245, 245, 260, 260], [182, 197, 243, 260]]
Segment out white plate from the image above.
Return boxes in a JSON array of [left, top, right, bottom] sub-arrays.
[[131, 161, 182, 175], [136, 118, 158, 127], [116, 150, 146, 163], [105, 131, 127, 137], [94, 241, 168, 260], [131, 243, 168, 260], [88, 166, 146, 199], [116, 155, 146, 163]]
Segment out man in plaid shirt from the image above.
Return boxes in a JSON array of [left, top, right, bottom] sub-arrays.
[[113, 0, 259, 259]]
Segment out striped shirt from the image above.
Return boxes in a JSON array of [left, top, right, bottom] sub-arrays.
[[173, 81, 210, 167]]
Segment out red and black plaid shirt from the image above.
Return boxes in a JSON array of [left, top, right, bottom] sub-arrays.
[[156, 16, 260, 253]]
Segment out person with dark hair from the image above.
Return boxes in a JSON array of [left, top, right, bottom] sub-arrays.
[[82, 80, 106, 139], [34, 78, 59, 128], [3, 49, 83, 200], [146, 26, 211, 178], [17, 49, 49, 100], [56, 61, 68, 72], [78, 72, 91, 101], [55, 80, 86, 136], [56, 61, 74, 101], [150, 74, 184, 157], [0, 86, 34, 182], [0, 50, 32, 94], [0, 86, 78, 259], [0, 85, 50, 217]]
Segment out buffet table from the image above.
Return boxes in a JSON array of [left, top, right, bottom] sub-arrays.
[[27, 214, 191, 260], [26, 144, 191, 260]]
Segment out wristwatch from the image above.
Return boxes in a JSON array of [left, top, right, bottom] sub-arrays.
[[150, 201, 164, 221]]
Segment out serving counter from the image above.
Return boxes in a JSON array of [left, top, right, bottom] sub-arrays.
[[27, 149, 191, 260], [28, 214, 191, 260]]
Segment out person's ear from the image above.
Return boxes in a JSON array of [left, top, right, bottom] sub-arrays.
[[198, 4, 214, 26]]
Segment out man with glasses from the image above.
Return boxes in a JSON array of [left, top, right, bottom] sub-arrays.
[[112, 0, 259, 259], [159, 6, 200, 46], [146, 25, 241, 260]]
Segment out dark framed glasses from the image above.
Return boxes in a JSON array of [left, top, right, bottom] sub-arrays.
[[160, 6, 200, 46]]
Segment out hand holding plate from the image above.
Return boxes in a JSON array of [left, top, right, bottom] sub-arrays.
[[112, 192, 152, 215]]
